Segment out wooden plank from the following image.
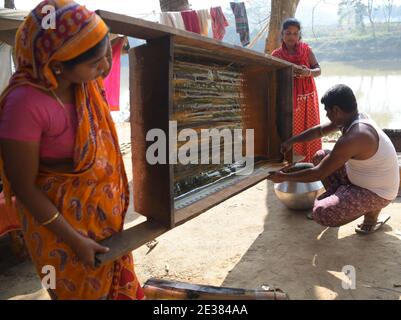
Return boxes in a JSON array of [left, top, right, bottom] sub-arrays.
[[266, 71, 282, 162], [95, 220, 168, 266], [241, 67, 270, 158], [96, 10, 293, 69], [174, 162, 282, 224], [174, 44, 264, 70], [398, 153, 401, 197], [0, 29, 16, 46], [130, 36, 175, 228], [174, 36, 291, 69], [97, 10, 169, 40], [277, 67, 294, 163], [0, 18, 24, 31]]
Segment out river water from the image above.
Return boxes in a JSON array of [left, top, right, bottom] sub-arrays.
[[316, 60, 401, 129]]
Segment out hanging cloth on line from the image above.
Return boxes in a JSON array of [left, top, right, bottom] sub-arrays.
[[159, 11, 186, 30], [197, 9, 211, 36], [230, 2, 250, 47], [210, 6, 229, 41], [181, 10, 201, 34], [159, 7, 227, 40], [103, 37, 125, 111]]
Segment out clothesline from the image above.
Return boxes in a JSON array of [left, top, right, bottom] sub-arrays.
[[131, 8, 232, 17], [247, 14, 270, 49], [126, 2, 270, 49], [126, 0, 256, 19], [256, 15, 270, 25], [122, 10, 270, 51], [159, 3, 251, 47]]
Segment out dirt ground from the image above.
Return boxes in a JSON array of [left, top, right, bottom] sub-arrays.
[[1, 123, 401, 300]]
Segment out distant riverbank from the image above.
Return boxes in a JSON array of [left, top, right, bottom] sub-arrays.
[[305, 28, 401, 62]]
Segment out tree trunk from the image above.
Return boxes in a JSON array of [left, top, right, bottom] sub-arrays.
[[265, 0, 300, 54], [366, 0, 376, 40], [384, 0, 394, 32], [4, 0, 15, 9], [159, 0, 190, 12]]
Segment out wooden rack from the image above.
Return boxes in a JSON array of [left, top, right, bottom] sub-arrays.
[[95, 10, 294, 266]]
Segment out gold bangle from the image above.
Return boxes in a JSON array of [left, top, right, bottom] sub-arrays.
[[41, 211, 61, 226]]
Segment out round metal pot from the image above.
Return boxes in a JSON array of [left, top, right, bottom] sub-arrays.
[[273, 163, 325, 210]]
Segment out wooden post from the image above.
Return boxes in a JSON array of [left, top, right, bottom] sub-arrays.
[[159, 0, 190, 12], [130, 36, 175, 228], [276, 66, 294, 163], [265, 0, 300, 54], [4, 0, 16, 9]]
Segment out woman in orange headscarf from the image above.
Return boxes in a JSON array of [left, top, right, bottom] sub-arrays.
[[0, 0, 143, 300]]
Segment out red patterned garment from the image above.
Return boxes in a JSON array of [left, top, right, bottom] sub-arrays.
[[210, 7, 229, 41], [312, 150, 391, 227], [272, 42, 322, 162], [181, 10, 201, 34]]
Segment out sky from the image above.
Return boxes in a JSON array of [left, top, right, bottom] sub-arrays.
[[13, 0, 231, 15], [11, 0, 401, 13], [8, 0, 401, 26]]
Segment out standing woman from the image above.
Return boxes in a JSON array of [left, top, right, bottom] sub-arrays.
[[272, 18, 322, 163], [0, 0, 144, 300]]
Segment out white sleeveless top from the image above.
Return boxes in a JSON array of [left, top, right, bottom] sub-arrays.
[[345, 115, 400, 200]]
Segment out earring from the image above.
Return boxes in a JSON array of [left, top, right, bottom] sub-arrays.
[[54, 69, 61, 75]]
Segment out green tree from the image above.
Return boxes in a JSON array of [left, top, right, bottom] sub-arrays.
[[338, 0, 366, 33], [366, 0, 377, 39], [354, 1, 367, 32], [382, 0, 394, 31]]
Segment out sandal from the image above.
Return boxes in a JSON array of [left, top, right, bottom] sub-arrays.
[[355, 214, 390, 235]]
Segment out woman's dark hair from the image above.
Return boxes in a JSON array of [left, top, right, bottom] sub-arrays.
[[281, 18, 302, 40], [282, 18, 301, 31], [62, 33, 109, 68], [321, 84, 358, 113]]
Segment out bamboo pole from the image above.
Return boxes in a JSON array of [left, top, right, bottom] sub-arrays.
[[143, 278, 290, 300]]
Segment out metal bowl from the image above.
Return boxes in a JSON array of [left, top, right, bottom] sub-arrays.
[[273, 163, 324, 210]]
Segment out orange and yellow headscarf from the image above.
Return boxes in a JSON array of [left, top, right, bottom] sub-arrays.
[[14, 0, 109, 89]]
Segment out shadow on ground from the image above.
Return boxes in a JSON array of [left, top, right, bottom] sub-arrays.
[[221, 181, 401, 300]]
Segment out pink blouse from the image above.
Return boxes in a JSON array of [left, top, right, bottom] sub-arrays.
[[0, 85, 78, 159]]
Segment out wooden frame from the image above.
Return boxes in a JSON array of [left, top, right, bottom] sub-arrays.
[[0, 9, 28, 46], [91, 10, 294, 266]]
